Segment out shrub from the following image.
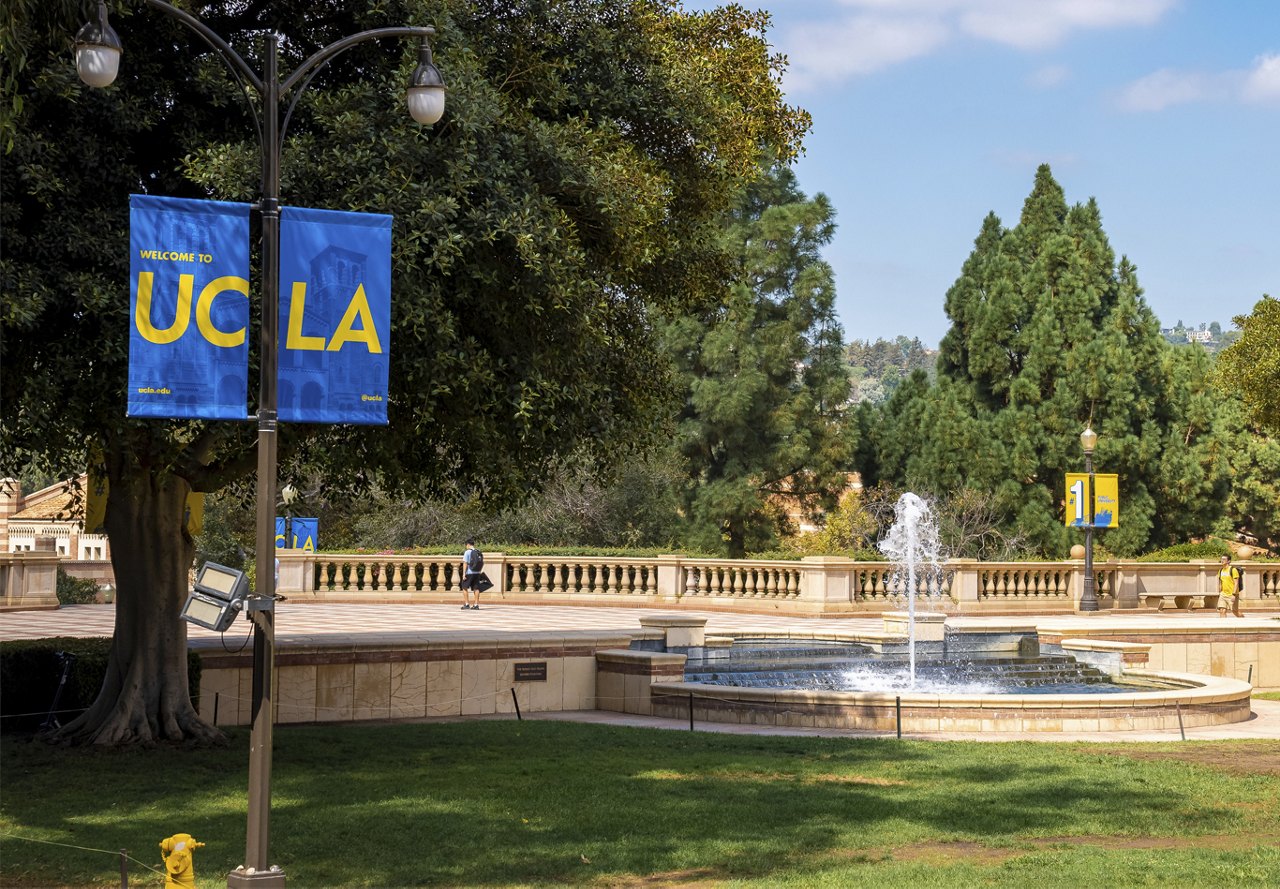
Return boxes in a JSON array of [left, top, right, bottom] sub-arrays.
[[55, 568, 99, 605], [0, 638, 201, 734], [1136, 541, 1231, 562]]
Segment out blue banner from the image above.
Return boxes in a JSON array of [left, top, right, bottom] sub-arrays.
[[276, 517, 318, 551], [279, 206, 392, 424], [128, 194, 251, 419]]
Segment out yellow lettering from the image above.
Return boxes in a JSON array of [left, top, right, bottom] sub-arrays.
[[285, 282, 326, 351], [135, 272, 193, 344], [195, 276, 249, 347], [327, 284, 383, 353]]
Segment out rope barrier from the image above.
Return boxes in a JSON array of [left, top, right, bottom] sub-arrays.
[[0, 833, 166, 878]]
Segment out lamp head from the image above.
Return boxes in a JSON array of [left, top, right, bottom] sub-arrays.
[[74, 1, 123, 88], [1079, 426, 1098, 454], [407, 39, 446, 125]]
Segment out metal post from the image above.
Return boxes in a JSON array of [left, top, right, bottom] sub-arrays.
[[239, 33, 282, 887], [119, 849, 128, 889], [688, 692, 694, 731], [1080, 449, 1099, 612], [895, 695, 902, 739], [511, 687, 522, 721]]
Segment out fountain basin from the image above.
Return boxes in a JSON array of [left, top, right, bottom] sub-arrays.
[[650, 670, 1252, 733]]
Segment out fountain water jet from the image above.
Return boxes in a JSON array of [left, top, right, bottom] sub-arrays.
[[877, 493, 944, 686]]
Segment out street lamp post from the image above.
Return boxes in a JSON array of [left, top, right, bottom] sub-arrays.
[[280, 483, 298, 549], [1079, 426, 1099, 612], [74, 3, 445, 885]]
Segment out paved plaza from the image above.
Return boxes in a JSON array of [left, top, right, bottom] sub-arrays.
[[3, 603, 1278, 742]]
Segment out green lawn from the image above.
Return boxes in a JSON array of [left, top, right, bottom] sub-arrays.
[[2, 722, 1278, 888]]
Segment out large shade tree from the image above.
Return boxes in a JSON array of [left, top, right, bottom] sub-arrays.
[[1216, 295, 1280, 435], [1216, 294, 1280, 550], [868, 166, 1229, 555], [0, 0, 808, 744], [662, 163, 851, 557]]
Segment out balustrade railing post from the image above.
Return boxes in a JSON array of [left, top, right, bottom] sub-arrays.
[[655, 554, 683, 600], [798, 556, 854, 611]]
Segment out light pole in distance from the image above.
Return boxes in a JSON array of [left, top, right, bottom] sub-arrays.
[[1079, 425, 1099, 612]]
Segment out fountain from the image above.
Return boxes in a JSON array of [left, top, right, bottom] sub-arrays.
[[876, 492, 944, 686], [627, 494, 1255, 732]]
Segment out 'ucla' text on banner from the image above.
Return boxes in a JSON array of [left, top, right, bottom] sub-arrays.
[[278, 207, 392, 425], [128, 195, 252, 419]]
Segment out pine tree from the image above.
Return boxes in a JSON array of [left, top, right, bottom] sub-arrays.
[[665, 164, 851, 557], [872, 165, 1230, 555]]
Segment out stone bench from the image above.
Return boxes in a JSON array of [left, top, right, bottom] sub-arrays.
[[1142, 593, 1219, 610]]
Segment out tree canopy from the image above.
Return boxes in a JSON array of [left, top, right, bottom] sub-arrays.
[[867, 165, 1229, 556], [662, 163, 851, 557], [1216, 295, 1280, 436], [0, 0, 808, 744]]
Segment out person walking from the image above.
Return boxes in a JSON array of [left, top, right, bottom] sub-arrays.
[[1217, 554, 1243, 618], [460, 538, 483, 610]]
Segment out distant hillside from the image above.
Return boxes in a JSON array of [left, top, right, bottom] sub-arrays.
[[845, 336, 937, 405], [1160, 320, 1241, 353]]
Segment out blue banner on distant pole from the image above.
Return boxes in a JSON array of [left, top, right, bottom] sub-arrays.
[[275, 517, 318, 551], [278, 206, 392, 425], [127, 194, 251, 419], [292, 518, 318, 552]]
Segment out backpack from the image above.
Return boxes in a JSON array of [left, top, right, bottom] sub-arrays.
[[468, 548, 484, 572], [1234, 565, 1243, 592]]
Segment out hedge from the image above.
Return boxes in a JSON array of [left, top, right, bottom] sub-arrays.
[[0, 637, 202, 734]]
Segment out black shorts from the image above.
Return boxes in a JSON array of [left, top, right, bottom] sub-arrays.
[[461, 573, 482, 591]]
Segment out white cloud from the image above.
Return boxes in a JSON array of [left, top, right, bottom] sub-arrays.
[[785, 15, 948, 91], [1117, 54, 1280, 111], [1116, 68, 1223, 111], [952, 0, 1176, 50], [1242, 53, 1280, 104], [781, 0, 1177, 93], [1028, 64, 1070, 89]]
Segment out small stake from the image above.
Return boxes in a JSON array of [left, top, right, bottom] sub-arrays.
[[511, 687, 522, 721], [1248, 664, 1254, 685], [118, 848, 128, 889], [1175, 702, 1186, 741], [213, 692, 220, 726], [689, 692, 695, 732], [896, 696, 902, 739]]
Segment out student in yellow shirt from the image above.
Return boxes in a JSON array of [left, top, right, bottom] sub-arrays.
[[1217, 554, 1243, 618]]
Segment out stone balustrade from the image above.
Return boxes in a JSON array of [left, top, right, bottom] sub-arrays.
[[277, 551, 1279, 615]]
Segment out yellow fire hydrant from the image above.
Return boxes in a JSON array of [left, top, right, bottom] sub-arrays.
[[159, 833, 205, 889]]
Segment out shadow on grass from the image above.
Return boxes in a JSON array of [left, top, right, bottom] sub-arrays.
[[1, 722, 1264, 887]]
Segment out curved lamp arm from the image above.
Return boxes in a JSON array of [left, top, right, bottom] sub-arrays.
[[280, 27, 440, 142]]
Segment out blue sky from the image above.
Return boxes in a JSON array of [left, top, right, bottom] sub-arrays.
[[684, 0, 1279, 346]]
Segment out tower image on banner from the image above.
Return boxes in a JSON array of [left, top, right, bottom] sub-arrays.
[[278, 206, 392, 425]]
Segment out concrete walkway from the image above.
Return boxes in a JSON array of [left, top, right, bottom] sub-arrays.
[[4, 603, 1278, 743]]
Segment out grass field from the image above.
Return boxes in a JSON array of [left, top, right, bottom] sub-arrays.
[[2, 721, 1278, 888]]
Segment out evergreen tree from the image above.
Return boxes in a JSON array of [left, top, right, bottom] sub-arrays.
[[872, 165, 1228, 555], [1217, 295, 1280, 434], [664, 163, 850, 557], [1218, 399, 1280, 551]]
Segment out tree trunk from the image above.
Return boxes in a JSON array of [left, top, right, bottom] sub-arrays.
[[726, 520, 746, 559], [51, 464, 223, 746]]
